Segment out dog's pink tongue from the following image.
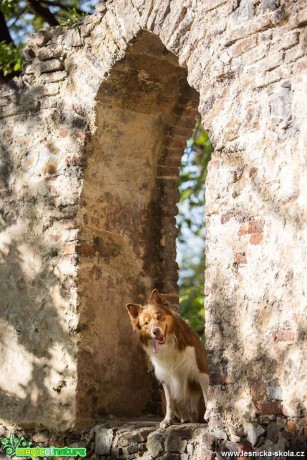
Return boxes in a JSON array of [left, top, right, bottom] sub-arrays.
[[152, 339, 159, 354]]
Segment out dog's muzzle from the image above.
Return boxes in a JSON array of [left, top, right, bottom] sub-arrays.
[[151, 326, 166, 353]]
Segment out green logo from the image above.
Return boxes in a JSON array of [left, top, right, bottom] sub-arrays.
[[1, 434, 87, 458], [1, 434, 32, 456]]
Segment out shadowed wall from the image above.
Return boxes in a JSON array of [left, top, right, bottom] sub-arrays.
[[76, 32, 199, 425]]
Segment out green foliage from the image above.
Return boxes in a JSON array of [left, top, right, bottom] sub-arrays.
[[0, 0, 95, 78], [0, 41, 22, 75], [1, 0, 18, 18], [179, 256, 206, 336], [58, 7, 87, 28], [177, 121, 213, 338], [177, 120, 213, 241]]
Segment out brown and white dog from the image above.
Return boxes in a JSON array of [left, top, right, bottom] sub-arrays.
[[126, 289, 209, 428]]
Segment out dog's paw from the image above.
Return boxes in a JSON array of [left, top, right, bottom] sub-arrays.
[[160, 418, 173, 429], [180, 418, 189, 424]]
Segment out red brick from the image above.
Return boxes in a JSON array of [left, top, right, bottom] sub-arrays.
[[286, 421, 297, 432], [165, 157, 182, 167], [240, 220, 264, 235], [280, 192, 299, 205], [250, 233, 263, 245], [175, 126, 195, 137], [221, 212, 233, 224], [273, 330, 295, 342], [76, 243, 96, 256], [157, 165, 179, 177], [256, 402, 282, 415], [64, 219, 77, 229], [59, 129, 68, 137], [234, 252, 247, 264], [249, 220, 264, 233], [166, 136, 187, 149]]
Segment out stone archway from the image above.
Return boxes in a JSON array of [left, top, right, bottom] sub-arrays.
[[76, 30, 199, 426], [0, 1, 306, 452]]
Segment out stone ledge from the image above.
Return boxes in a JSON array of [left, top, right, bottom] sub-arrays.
[[94, 419, 213, 460]]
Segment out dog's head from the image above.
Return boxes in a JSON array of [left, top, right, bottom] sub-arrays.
[[126, 289, 175, 353]]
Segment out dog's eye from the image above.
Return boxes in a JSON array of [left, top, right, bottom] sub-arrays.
[[143, 321, 149, 326], [156, 314, 162, 320]]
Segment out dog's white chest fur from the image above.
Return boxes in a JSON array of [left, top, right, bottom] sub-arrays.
[[145, 340, 200, 401]]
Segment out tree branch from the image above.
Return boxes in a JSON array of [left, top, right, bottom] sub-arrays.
[[26, 0, 59, 26], [0, 10, 15, 44], [42, 0, 85, 15]]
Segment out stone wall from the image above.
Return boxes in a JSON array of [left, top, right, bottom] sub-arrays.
[[0, 0, 306, 452], [94, 420, 215, 460]]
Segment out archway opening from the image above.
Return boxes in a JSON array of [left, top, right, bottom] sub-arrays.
[[177, 123, 213, 340], [76, 30, 201, 427]]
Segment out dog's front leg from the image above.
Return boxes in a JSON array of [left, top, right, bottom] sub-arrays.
[[160, 383, 174, 429], [199, 373, 209, 421]]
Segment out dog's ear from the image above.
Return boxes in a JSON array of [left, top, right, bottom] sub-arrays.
[[126, 303, 142, 319], [149, 289, 168, 306]]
